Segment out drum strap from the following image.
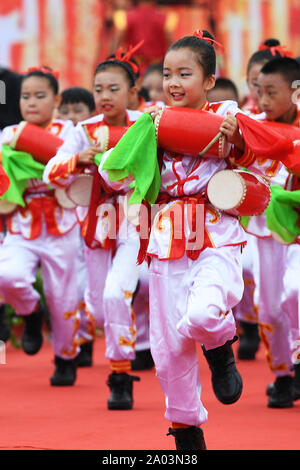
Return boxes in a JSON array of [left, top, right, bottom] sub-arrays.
[[199, 131, 223, 156], [85, 166, 103, 248]]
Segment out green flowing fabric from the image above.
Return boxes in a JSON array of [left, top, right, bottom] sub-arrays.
[[265, 184, 300, 243], [1, 144, 45, 207], [100, 113, 161, 205]]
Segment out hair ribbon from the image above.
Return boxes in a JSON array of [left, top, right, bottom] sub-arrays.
[[25, 66, 59, 80], [193, 30, 225, 55], [258, 44, 293, 58], [112, 40, 144, 74]]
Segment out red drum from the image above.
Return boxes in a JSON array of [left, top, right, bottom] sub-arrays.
[[95, 125, 128, 152], [54, 188, 77, 209], [67, 174, 93, 207], [206, 169, 271, 216], [10, 121, 64, 165], [154, 107, 231, 158]]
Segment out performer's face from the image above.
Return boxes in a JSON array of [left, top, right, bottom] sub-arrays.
[[58, 102, 92, 125], [247, 62, 265, 107], [93, 68, 135, 126], [257, 72, 296, 123], [20, 76, 60, 128], [162, 48, 215, 109], [143, 70, 166, 103]]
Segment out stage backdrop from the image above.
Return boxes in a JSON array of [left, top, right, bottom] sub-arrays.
[[0, 0, 300, 96]]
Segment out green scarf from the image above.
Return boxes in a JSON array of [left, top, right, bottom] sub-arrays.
[[99, 113, 161, 205], [265, 184, 300, 243], [0, 144, 45, 207]]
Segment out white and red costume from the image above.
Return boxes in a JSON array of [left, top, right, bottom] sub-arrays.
[[0, 119, 83, 360], [43, 110, 143, 369], [238, 107, 300, 377], [99, 100, 257, 426]]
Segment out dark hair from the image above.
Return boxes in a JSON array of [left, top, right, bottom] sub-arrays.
[[22, 67, 59, 94], [94, 56, 136, 88], [247, 38, 285, 74], [260, 57, 300, 85], [60, 87, 95, 111], [0, 68, 23, 129], [167, 30, 216, 77], [144, 63, 163, 78], [212, 77, 239, 100]]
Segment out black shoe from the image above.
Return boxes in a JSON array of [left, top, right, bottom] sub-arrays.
[[131, 349, 154, 371], [167, 426, 207, 450], [50, 356, 77, 386], [237, 321, 260, 360], [268, 376, 294, 408], [107, 372, 140, 410], [293, 363, 300, 401], [77, 341, 93, 367], [266, 382, 274, 396], [202, 336, 243, 405], [21, 307, 44, 355], [0, 305, 10, 343]]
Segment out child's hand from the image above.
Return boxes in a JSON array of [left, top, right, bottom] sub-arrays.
[[145, 105, 165, 122], [219, 112, 245, 152], [77, 146, 101, 166]]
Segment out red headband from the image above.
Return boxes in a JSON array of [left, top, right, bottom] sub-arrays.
[[25, 66, 59, 80], [193, 30, 225, 55], [258, 43, 293, 58], [111, 40, 144, 75]]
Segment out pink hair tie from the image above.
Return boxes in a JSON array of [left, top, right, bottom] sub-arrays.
[[193, 30, 225, 55]]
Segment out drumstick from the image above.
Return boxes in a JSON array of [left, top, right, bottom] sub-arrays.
[[199, 131, 223, 156]]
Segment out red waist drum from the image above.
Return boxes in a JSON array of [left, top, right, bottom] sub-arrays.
[[10, 121, 64, 165], [154, 107, 231, 158], [206, 169, 271, 217]]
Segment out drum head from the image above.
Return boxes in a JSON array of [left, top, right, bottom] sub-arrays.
[[55, 188, 77, 209], [207, 170, 245, 211], [67, 174, 93, 207], [0, 199, 17, 214], [123, 189, 141, 226]]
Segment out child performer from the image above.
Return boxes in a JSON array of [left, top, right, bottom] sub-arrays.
[[43, 51, 143, 409], [98, 30, 264, 450], [99, 29, 296, 450], [142, 63, 167, 104], [236, 39, 292, 360], [245, 57, 300, 408], [56, 86, 96, 367], [57, 87, 96, 125], [0, 67, 82, 386], [207, 77, 239, 104]]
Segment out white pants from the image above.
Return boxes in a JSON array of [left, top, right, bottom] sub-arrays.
[[0, 224, 82, 359], [149, 245, 244, 426], [280, 243, 300, 364], [256, 237, 293, 376], [134, 261, 150, 351], [83, 227, 140, 362], [234, 233, 259, 323]]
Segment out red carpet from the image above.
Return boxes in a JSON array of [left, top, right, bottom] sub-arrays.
[[0, 335, 299, 451]]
